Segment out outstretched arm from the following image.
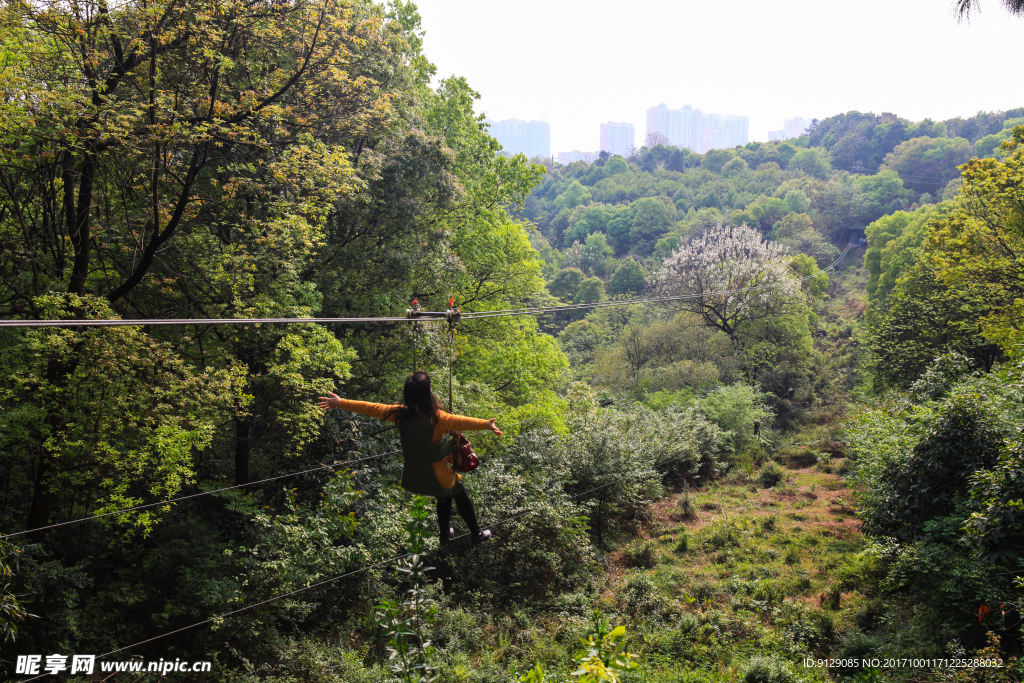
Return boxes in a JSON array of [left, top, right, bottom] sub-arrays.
[[317, 392, 400, 421], [439, 411, 502, 436]]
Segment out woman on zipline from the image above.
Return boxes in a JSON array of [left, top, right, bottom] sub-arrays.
[[318, 371, 500, 546]]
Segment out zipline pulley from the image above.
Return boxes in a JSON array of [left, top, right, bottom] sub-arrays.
[[401, 296, 462, 397], [404, 306, 461, 327]]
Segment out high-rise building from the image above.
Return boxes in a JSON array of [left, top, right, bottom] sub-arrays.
[[769, 117, 812, 141], [557, 150, 598, 165], [599, 122, 635, 157], [645, 103, 748, 153], [645, 104, 701, 151], [484, 118, 550, 158], [783, 117, 809, 139], [717, 115, 750, 149]]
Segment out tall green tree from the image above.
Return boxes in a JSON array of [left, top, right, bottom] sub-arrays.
[[563, 204, 611, 247], [868, 264, 1002, 387], [789, 148, 831, 178], [549, 268, 586, 301], [811, 177, 869, 240], [629, 197, 676, 256], [864, 205, 945, 307], [926, 128, 1024, 357], [556, 180, 593, 210], [575, 277, 607, 306], [774, 213, 838, 269], [0, 0, 390, 519], [609, 258, 646, 296], [882, 136, 973, 193]]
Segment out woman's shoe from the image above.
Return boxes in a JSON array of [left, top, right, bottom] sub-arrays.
[[471, 529, 491, 545], [440, 527, 454, 547]]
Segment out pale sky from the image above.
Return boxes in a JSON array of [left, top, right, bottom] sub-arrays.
[[412, 0, 1023, 154]]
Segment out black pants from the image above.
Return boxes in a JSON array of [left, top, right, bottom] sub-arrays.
[[436, 489, 480, 545]]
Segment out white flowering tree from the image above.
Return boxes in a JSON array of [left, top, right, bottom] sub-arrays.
[[652, 223, 802, 340]]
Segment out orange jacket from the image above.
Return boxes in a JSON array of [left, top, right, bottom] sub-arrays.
[[333, 399, 492, 492]]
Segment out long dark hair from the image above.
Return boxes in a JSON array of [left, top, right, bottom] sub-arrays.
[[387, 371, 445, 424]]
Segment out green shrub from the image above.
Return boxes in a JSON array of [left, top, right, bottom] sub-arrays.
[[697, 384, 774, 454], [741, 656, 793, 683], [621, 540, 657, 569], [778, 445, 817, 468], [677, 613, 699, 636], [834, 553, 882, 591], [679, 481, 697, 519], [854, 600, 884, 631], [836, 629, 881, 661], [909, 352, 972, 401], [448, 429, 600, 604], [783, 572, 811, 593], [751, 580, 784, 606], [782, 606, 836, 652], [675, 533, 690, 553], [847, 384, 1005, 543], [703, 522, 741, 550], [689, 580, 718, 602], [756, 463, 785, 488], [376, 498, 439, 682], [624, 574, 657, 614], [553, 590, 593, 617]]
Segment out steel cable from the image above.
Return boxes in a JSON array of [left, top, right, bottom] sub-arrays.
[[0, 315, 418, 329], [0, 240, 852, 329], [0, 450, 401, 540]]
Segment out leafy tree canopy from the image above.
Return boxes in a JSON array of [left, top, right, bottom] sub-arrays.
[[882, 136, 973, 193], [926, 127, 1024, 357], [609, 258, 646, 296]]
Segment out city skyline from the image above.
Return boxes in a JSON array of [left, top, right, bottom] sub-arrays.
[[413, 0, 1022, 153], [489, 106, 763, 162], [645, 104, 749, 153]]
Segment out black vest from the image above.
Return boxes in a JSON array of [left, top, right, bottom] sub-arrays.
[[398, 417, 460, 498]]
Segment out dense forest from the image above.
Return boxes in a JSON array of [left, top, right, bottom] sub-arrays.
[[1, 0, 1023, 681]]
